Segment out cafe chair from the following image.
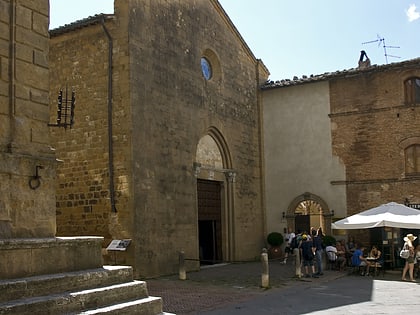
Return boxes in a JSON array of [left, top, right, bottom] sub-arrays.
[[365, 251, 384, 277], [326, 250, 338, 270], [372, 255, 384, 277]]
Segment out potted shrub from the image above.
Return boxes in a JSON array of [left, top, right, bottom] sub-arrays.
[[267, 232, 284, 260], [322, 235, 336, 247]]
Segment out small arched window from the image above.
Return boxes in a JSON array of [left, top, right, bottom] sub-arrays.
[[405, 144, 420, 175], [404, 77, 420, 105]]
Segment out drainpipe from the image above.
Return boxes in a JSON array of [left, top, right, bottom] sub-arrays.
[[7, 0, 16, 152], [101, 16, 117, 213], [255, 59, 268, 242]]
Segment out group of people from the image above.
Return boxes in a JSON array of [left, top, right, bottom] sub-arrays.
[[282, 228, 420, 282], [283, 227, 325, 278], [350, 233, 420, 281], [325, 240, 347, 271], [351, 244, 383, 276]]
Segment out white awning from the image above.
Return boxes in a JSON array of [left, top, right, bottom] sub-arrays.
[[331, 202, 420, 230]]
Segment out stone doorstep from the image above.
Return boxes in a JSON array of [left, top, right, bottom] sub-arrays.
[[0, 280, 156, 315], [78, 297, 170, 315], [0, 266, 134, 303]]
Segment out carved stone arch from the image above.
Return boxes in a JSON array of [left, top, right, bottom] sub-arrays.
[[399, 136, 420, 176], [194, 126, 235, 181], [286, 192, 333, 235], [398, 136, 420, 149], [201, 49, 223, 83], [206, 126, 232, 169], [403, 76, 420, 105], [287, 192, 330, 215], [194, 126, 236, 263]]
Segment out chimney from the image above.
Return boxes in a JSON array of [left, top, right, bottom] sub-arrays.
[[358, 50, 371, 69]]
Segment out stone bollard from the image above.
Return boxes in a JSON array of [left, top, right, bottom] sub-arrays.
[[294, 247, 301, 278], [261, 248, 269, 288], [179, 250, 186, 280]]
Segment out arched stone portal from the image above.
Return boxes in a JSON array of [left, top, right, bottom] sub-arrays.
[[194, 127, 235, 264], [286, 192, 333, 235]]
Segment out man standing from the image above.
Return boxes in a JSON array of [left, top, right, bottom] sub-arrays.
[[300, 234, 318, 278], [282, 227, 295, 264], [312, 227, 324, 276]]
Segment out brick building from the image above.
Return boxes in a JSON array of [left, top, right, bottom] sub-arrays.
[[49, 0, 268, 278], [263, 57, 420, 248]]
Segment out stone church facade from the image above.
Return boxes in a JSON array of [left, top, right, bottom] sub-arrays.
[[49, 0, 268, 278], [263, 58, 420, 245], [48, 0, 420, 278]]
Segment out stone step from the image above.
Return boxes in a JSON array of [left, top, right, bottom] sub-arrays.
[[0, 266, 133, 303], [0, 280, 153, 314], [75, 296, 172, 315]]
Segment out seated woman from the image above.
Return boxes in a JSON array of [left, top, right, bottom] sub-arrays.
[[340, 239, 353, 267], [335, 241, 347, 271], [366, 245, 382, 276]]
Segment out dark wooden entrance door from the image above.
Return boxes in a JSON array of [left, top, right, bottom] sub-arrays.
[[197, 179, 222, 264], [295, 214, 310, 234]]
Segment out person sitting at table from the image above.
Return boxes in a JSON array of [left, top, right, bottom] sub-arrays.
[[325, 243, 338, 270], [351, 244, 368, 275], [348, 236, 356, 253], [340, 239, 352, 267], [335, 241, 347, 271], [366, 245, 382, 276]]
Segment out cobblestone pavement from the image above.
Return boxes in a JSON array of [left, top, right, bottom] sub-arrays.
[[146, 258, 350, 314]]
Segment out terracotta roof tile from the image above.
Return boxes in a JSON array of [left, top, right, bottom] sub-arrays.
[[49, 14, 114, 37], [262, 57, 420, 90]]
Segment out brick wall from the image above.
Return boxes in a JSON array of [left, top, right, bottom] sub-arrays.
[[330, 64, 420, 215], [49, 13, 133, 246]]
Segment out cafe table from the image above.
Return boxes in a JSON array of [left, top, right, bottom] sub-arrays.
[[366, 256, 382, 276]]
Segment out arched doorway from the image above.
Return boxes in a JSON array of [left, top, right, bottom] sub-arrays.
[[194, 128, 235, 264], [286, 192, 333, 235], [197, 178, 222, 264]]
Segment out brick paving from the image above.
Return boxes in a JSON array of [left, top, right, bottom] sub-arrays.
[[146, 259, 347, 314]]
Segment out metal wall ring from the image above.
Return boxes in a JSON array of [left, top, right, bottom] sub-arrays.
[[29, 177, 41, 190]]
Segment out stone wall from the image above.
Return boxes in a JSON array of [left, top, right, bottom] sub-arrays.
[[0, 0, 55, 238], [129, 0, 267, 277], [50, 0, 268, 277]]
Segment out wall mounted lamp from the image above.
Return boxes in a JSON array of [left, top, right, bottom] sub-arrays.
[[282, 212, 285, 219]]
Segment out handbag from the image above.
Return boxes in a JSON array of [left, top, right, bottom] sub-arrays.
[[399, 246, 410, 259]]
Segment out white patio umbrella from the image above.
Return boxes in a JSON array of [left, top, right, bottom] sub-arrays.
[[331, 202, 420, 230]]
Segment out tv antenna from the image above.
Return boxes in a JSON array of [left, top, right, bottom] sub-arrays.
[[362, 34, 400, 64]]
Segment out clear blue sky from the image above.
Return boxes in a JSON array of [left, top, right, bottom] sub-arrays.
[[50, 0, 420, 81]]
